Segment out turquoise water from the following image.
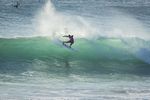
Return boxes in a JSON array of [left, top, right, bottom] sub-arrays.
[[0, 37, 149, 99], [0, 37, 149, 75]]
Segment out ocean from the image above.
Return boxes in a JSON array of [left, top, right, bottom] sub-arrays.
[[0, 0, 150, 99]]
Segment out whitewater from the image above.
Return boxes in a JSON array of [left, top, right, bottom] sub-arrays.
[[0, 0, 150, 99]]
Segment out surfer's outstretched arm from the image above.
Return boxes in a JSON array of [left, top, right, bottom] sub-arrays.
[[63, 35, 69, 37]]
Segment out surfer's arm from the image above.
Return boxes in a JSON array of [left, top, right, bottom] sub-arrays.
[[63, 35, 69, 37]]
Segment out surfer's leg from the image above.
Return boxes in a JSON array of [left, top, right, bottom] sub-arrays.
[[63, 41, 70, 45], [63, 41, 70, 44], [69, 42, 73, 48]]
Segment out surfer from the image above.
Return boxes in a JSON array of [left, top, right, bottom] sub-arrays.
[[63, 35, 74, 48], [14, 1, 20, 8]]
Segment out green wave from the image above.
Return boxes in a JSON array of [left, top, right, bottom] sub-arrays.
[[0, 37, 132, 59], [0, 37, 149, 75]]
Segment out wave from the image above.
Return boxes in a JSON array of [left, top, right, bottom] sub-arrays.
[[0, 36, 141, 60], [0, 36, 149, 75]]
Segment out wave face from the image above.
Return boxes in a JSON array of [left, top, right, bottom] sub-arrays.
[[0, 37, 149, 75]]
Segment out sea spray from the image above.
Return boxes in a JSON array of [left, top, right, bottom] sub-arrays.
[[35, 0, 100, 39]]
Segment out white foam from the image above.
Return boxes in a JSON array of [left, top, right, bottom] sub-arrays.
[[35, 0, 97, 39], [34, 0, 150, 41]]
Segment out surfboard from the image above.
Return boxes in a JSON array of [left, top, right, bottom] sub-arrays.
[[62, 43, 75, 51], [62, 42, 78, 52], [53, 38, 77, 52]]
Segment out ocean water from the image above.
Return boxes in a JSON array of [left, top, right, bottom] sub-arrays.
[[0, 0, 150, 99]]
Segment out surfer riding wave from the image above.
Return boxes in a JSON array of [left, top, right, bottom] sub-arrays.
[[63, 35, 74, 48]]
